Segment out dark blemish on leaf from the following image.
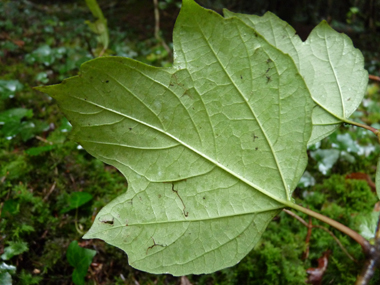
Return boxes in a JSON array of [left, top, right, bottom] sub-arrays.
[[255, 147, 259, 151], [129, 128, 132, 130], [172, 183, 189, 217], [266, 58, 273, 64], [182, 90, 192, 99], [100, 217, 114, 225], [84, 98, 87, 100], [105, 80, 109, 83], [266, 67, 271, 73], [266, 75, 271, 83], [254, 32, 258, 37], [146, 237, 166, 255], [240, 75, 243, 79], [347, 98, 351, 101], [170, 74, 179, 86], [253, 133, 258, 142], [203, 196, 206, 200], [158, 194, 162, 198]]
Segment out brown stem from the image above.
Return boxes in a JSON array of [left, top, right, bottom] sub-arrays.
[[283, 209, 356, 262], [288, 204, 371, 254], [344, 119, 379, 136], [153, 0, 172, 57], [302, 217, 312, 260], [369, 74, 380, 82]]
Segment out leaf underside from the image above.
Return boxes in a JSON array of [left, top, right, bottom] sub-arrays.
[[223, 10, 368, 145], [36, 0, 366, 276]]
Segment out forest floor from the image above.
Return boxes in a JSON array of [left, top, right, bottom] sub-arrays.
[[1, 1, 380, 284]]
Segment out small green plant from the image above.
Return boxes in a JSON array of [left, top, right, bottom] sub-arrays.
[[66, 240, 96, 285], [36, 0, 380, 283]]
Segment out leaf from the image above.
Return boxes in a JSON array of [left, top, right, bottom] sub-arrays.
[[60, 192, 93, 214], [1, 241, 28, 260], [224, 10, 368, 145], [0, 262, 16, 285], [66, 241, 96, 285], [25, 144, 57, 156], [0, 79, 23, 99], [0, 200, 19, 218], [0, 108, 33, 125], [357, 211, 380, 240], [37, 0, 314, 275]]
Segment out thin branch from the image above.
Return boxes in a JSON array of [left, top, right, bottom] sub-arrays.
[[369, 74, 380, 82], [344, 119, 379, 136], [75, 208, 84, 235], [43, 181, 56, 202], [313, 224, 356, 262], [290, 204, 371, 253], [283, 209, 356, 262], [302, 217, 312, 260], [153, 0, 172, 57]]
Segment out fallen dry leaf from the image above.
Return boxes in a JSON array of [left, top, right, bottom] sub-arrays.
[[306, 250, 331, 285], [345, 172, 376, 192]]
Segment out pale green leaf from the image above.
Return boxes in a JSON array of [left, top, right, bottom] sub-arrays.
[[0, 262, 16, 285], [358, 211, 380, 240], [224, 10, 368, 145], [37, 0, 313, 275]]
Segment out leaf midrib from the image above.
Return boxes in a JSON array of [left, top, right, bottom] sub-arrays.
[[74, 65, 290, 207], [194, 17, 290, 200]]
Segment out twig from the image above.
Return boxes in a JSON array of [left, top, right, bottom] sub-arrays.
[[283, 209, 356, 262], [43, 181, 56, 201], [153, 0, 172, 57], [313, 224, 356, 262], [369, 74, 380, 82], [36, 135, 53, 144], [302, 217, 312, 260], [289, 204, 371, 254], [75, 208, 84, 235], [344, 119, 379, 136]]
